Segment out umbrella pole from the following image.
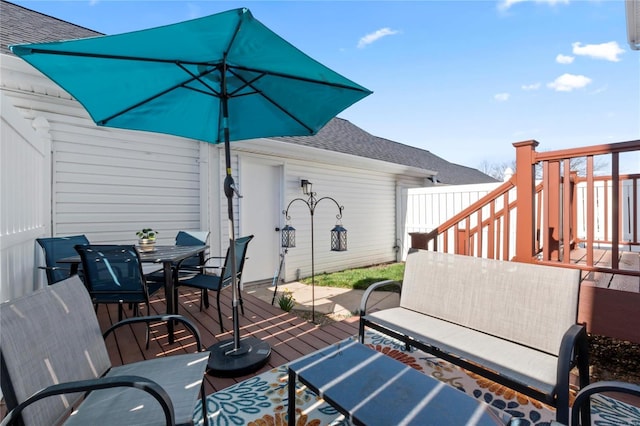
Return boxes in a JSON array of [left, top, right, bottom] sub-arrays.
[[206, 69, 271, 376], [224, 167, 240, 350]]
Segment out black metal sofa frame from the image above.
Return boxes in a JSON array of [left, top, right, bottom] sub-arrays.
[[359, 250, 590, 425]]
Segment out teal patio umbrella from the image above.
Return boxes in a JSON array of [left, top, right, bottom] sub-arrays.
[[11, 7, 371, 377]]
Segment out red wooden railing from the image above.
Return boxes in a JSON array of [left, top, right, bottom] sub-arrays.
[[410, 139, 640, 343], [410, 178, 546, 261]]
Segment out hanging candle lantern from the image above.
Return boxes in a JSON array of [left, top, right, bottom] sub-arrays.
[[330, 224, 347, 251], [281, 224, 296, 248]]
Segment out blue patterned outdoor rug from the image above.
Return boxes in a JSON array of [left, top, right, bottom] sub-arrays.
[[193, 331, 640, 425]]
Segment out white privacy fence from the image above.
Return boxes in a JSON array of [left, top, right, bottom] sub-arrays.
[[400, 182, 513, 259], [0, 93, 51, 301], [401, 177, 639, 260], [403, 182, 503, 235], [574, 178, 639, 246]]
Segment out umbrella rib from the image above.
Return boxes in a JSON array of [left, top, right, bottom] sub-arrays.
[[230, 64, 371, 94], [21, 48, 369, 94], [178, 63, 222, 97], [15, 47, 216, 66], [99, 64, 220, 125], [228, 68, 315, 134], [227, 72, 264, 97]]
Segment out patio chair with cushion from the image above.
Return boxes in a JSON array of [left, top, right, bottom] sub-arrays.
[[36, 234, 89, 284], [75, 244, 164, 323], [175, 235, 253, 333], [0, 275, 209, 426]]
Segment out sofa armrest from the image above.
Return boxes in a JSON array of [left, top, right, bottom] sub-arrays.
[[0, 375, 175, 426], [555, 323, 589, 424], [359, 280, 401, 316], [103, 314, 204, 352]]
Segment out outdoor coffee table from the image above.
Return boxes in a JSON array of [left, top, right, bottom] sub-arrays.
[[287, 339, 512, 425]]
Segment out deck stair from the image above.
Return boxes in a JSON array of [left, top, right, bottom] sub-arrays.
[[409, 139, 640, 343]]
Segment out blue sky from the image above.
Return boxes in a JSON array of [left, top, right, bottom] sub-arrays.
[[12, 0, 640, 172]]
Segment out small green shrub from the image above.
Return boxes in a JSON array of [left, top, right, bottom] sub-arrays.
[[277, 288, 296, 312]]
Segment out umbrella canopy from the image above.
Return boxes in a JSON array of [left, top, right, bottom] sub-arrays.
[[11, 7, 371, 377], [10, 7, 371, 144]]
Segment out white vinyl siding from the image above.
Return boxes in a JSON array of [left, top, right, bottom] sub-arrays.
[[279, 160, 400, 282], [5, 79, 202, 246], [51, 123, 201, 243]]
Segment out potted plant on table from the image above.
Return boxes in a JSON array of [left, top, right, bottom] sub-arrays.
[[136, 228, 158, 252]]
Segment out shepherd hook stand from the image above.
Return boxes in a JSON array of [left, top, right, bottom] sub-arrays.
[[283, 190, 344, 323], [271, 248, 288, 305]]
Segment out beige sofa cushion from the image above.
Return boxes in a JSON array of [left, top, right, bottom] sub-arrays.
[[399, 250, 581, 355]]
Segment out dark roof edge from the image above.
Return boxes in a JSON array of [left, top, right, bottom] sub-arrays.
[[3, 1, 104, 36]]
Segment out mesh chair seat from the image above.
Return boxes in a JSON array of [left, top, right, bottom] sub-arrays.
[[176, 235, 253, 333]]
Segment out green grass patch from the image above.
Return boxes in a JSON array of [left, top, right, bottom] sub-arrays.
[[300, 262, 404, 291]]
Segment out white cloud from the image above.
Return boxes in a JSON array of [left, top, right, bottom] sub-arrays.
[[572, 41, 625, 62], [498, 0, 569, 11], [494, 93, 511, 102], [547, 73, 592, 92], [357, 28, 400, 48], [556, 54, 574, 64], [522, 83, 541, 91]]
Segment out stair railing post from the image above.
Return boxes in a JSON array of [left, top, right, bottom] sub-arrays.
[[513, 140, 539, 263]]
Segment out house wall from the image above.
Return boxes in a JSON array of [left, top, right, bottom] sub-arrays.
[[277, 158, 400, 282], [1, 53, 428, 294], [4, 93, 205, 240], [223, 143, 424, 283], [1, 54, 210, 289]]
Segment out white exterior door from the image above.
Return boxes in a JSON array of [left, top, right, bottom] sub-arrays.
[[239, 158, 282, 283]]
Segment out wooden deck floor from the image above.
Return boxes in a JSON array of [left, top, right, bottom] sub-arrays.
[[570, 248, 640, 292], [562, 248, 640, 343], [97, 286, 359, 395]]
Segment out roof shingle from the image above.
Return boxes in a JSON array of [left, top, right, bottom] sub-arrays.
[[1, 0, 101, 55], [275, 118, 497, 184]]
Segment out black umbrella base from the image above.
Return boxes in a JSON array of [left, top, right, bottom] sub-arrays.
[[206, 336, 271, 377]]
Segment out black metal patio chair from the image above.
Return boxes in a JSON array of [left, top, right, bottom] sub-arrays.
[[569, 381, 640, 425], [175, 235, 253, 333], [175, 230, 210, 269], [145, 230, 210, 283], [36, 234, 89, 284], [75, 244, 164, 322], [0, 275, 209, 426]]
